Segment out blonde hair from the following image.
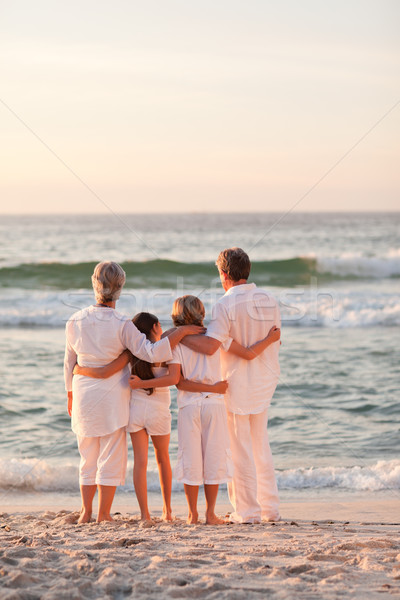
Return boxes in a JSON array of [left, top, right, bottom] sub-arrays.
[[91, 261, 126, 303], [171, 295, 205, 327], [216, 247, 251, 281]]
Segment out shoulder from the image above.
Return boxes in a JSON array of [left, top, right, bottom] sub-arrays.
[[210, 295, 230, 316], [169, 343, 183, 364], [113, 308, 130, 321], [66, 306, 91, 327], [251, 286, 278, 305], [216, 293, 229, 307], [114, 310, 131, 328], [119, 315, 141, 342]]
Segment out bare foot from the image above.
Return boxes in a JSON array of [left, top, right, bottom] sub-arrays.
[[140, 518, 155, 528], [78, 510, 92, 524], [97, 514, 114, 523], [162, 509, 173, 522], [187, 513, 199, 525], [206, 513, 229, 525]]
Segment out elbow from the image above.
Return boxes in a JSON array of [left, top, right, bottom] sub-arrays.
[[206, 340, 220, 356], [213, 339, 223, 355], [175, 375, 185, 389]]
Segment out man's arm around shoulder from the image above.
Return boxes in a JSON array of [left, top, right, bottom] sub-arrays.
[[180, 335, 221, 356]]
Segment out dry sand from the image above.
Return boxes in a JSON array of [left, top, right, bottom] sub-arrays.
[[0, 500, 399, 599]]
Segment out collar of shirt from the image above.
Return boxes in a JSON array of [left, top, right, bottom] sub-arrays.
[[224, 282, 256, 297]]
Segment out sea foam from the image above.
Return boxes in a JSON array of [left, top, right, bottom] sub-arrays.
[[316, 251, 400, 279], [0, 458, 398, 493], [1, 286, 399, 328]]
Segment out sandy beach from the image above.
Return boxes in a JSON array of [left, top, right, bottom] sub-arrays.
[[1, 499, 399, 599]]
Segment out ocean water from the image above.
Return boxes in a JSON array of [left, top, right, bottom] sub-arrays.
[[0, 212, 399, 508]]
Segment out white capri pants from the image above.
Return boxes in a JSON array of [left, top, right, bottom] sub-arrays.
[[175, 399, 233, 486], [77, 427, 127, 486]]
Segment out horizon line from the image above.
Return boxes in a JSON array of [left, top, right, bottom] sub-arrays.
[[1, 209, 400, 216]]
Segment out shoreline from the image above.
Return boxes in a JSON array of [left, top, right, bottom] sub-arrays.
[[1, 497, 399, 524]]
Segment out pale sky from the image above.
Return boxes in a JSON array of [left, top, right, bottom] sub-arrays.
[[1, 0, 399, 213]]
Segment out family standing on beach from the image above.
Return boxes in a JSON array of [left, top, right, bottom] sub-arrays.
[[64, 248, 281, 525]]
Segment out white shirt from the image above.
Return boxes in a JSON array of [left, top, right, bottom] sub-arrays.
[[64, 305, 172, 437], [206, 283, 281, 415], [130, 366, 171, 406], [169, 339, 229, 408]]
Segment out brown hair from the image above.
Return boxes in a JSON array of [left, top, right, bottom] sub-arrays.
[[171, 295, 205, 327], [130, 312, 159, 395], [216, 247, 251, 282]]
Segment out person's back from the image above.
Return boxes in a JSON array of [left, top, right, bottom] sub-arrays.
[[173, 342, 223, 408], [168, 295, 232, 525], [130, 365, 170, 404], [66, 305, 131, 437], [188, 247, 281, 523], [213, 283, 280, 414], [67, 305, 129, 366]]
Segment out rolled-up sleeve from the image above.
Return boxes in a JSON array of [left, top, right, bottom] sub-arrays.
[[220, 336, 233, 351], [121, 320, 172, 363], [64, 323, 77, 392], [206, 301, 231, 344]]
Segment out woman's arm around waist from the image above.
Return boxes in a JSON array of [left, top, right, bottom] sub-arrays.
[[73, 350, 131, 378], [129, 363, 181, 390]]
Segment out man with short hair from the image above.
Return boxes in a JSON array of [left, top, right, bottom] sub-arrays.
[[182, 247, 281, 523]]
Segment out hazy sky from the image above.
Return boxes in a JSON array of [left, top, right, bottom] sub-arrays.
[[1, 0, 399, 213]]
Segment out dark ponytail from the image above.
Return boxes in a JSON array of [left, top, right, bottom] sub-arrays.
[[130, 312, 159, 395]]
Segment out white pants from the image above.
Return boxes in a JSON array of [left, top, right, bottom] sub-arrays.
[[175, 400, 233, 485], [227, 408, 279, 523], [77, 427, 127, 486]]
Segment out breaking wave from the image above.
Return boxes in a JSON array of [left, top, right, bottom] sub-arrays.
[[1, 458, 398, 493], [2, 253, 400, 290]]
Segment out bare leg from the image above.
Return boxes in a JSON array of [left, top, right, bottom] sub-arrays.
[[78, 484, 96, 524], [204, 484, 227, 524], [184, 484, 199, 524], [130, 430, 151, 520], [97, 485, 117, 522], [151, 433, 172, 521]]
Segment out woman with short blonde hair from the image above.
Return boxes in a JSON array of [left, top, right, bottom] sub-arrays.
[[91, 261, 126, 304]]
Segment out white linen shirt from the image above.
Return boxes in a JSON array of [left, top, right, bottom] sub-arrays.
[[64, 305, 172, 437], [168, 337, 230, 408], [206, 283, 281, 415]]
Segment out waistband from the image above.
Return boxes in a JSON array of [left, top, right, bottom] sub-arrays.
[[179, 394, 226, 408]]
